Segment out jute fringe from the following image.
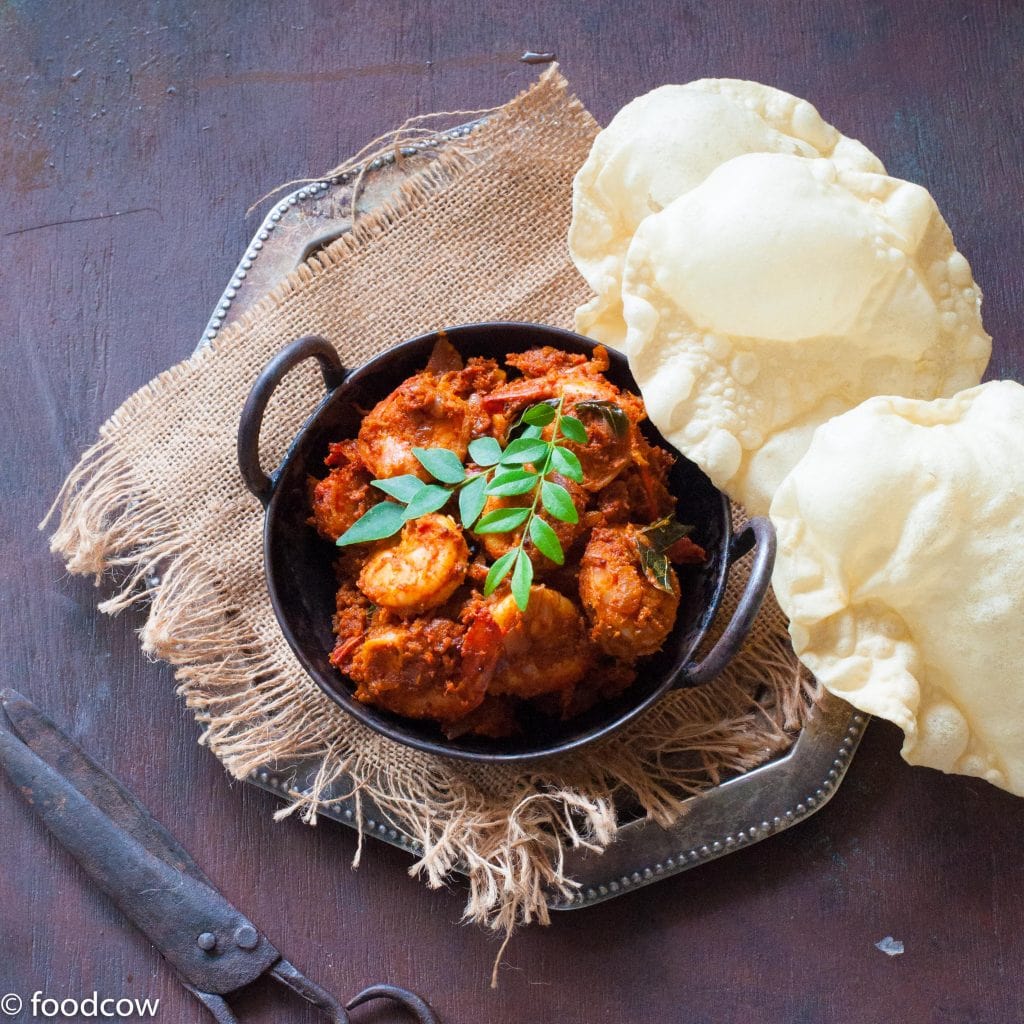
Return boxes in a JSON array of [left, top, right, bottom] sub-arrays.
[[44, 68, 817, 971], [247, 105, 503, 220]]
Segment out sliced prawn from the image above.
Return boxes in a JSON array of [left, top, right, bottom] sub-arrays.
[[482, 345, 616, 412], [358, 514, 469, 615]]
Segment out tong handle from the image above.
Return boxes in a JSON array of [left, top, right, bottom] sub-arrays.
[[184, 985, 239, 1024], [271, 960, 349, 1023], [272, 958, 440, 1024], [186, 966, 442, 1024], [271, 961, 441, 1024], [347, 983, 441, 1024], [0, 723, 279, 994]]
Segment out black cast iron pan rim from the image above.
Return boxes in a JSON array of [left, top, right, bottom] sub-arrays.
[[238, 321, 775, 764]]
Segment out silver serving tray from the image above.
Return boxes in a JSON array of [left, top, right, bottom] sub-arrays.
[[198, 121, 867, 909]]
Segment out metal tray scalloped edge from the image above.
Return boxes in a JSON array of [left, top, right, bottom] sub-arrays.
[[243, 693, 866, 909], [198, 122, 868, 910]]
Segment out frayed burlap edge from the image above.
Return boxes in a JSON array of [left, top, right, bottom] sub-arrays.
[[43, 68, 819, 973]]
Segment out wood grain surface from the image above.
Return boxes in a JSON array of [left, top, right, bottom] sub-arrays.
[[2, 3, 1023, 1022]]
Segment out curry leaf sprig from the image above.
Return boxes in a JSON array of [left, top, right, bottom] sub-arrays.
[[336, 399, 590, 611]]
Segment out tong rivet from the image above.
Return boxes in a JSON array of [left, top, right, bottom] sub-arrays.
[[197, 932, 217, 952], [234, 925, 259, 950]]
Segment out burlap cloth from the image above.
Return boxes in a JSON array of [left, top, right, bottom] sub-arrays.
[[46, 68, 817, 940]]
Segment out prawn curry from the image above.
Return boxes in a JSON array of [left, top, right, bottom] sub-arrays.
[[308, 338, 705, 739]]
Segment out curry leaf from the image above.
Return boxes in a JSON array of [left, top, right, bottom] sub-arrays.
[[636, 540, 677, 594], [486, 469, 539, 496], [640, 516, 695, 552], [483, 549, 517, 596], [511, 399, 557, 432], [550, 445, 583, 483], [510, 549, 534, 610], [540, 480, 578, 524], [371, 474, 425, 503], [529, 517, 564, 565], [354, 390, 610, 612], [500, 437, 550, 466], [458, 474, 489, 529], [559, 415, 588, 445], [522, 402, 557, 427], [402, 484, 453, 520], [576, 399, 629, 438], [468, 436, 503, 467], [336, 501, 405, 546], [474, 506, 531, 534], [635, 517, 696, 591], [412, 447, 466, 484]]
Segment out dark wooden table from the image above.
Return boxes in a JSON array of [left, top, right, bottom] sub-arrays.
[[3, 3, 1023, 1022]]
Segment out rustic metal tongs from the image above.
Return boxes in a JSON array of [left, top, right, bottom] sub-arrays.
[[0, 689, 439, 1024]]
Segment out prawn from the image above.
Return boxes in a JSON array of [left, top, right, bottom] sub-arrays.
[[357, 340, 509, 481], [484, 346, 647, 492], [578, 525, 680, 660], [463, 586, 591, 702], [358, 514, 469, 615], [309, 441, 377, 541], [347, 613, 487, 723], [358, 371, 472, 481]]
